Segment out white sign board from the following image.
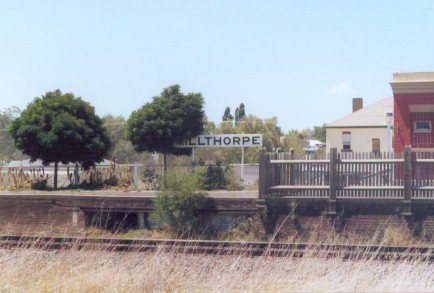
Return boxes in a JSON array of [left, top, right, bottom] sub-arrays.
[[174, 134, 262, 148]]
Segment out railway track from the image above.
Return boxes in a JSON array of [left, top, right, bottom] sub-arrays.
[[0, 235, 432, 261]]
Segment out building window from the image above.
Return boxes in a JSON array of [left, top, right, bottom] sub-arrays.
[[414, 121, 432, 133], [372, 139, 380, 155], [342, 131, 351, 151]]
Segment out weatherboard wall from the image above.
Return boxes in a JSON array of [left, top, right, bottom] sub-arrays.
[[325, 127, 389, 153]]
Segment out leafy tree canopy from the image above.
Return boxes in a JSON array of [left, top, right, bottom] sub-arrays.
[[101, 114, 156, 164], [102, 114, 127, 158], [312, 125, 326, 142], [10, 90, 111, 170], [0, 107, 26, 165], [287, 125, 326, 142], [111, 139, 156, 164], [235, 102, 246, 123], [235, 115, 282, 151], [222, 106, 234, 121], [203, 114, 216, 135], [238, 103, 246, 120], [102, 114, 127, 144], [127, 84, 205, 157]]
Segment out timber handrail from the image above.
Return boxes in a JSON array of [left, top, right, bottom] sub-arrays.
[[341, 186, 404, 190], [339, 159, 404, 163], [270, 159, 404, 164], [270, 159, 330, 164], [271, 185, 404, 190], [271, 185, 330, 190], [414, 159, 434, 163], [412, 186, 434, 190]]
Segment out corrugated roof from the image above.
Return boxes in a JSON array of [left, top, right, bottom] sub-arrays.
[[326, 97, 393, 128]]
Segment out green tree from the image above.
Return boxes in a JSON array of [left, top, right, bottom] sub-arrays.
[[0, 107, 26, 165], [293, 126, 325, 141], [220, 120, 235, 134], [111, 139, 156, 164], [9, 90, 111, 189], [201, 162, 226, 190], [238, 103, 246, 119], [236, 115, 282, 151], [126, 84, 205, 172], [215, 115, 283, 164], [102, 114, 156, 164], [312, 125, 326, 142], [234, 102, 246, 124], [102, 114, 127, 159], [203, 114, 217, 135], [281, 134, 305, 154], [102, 115, 126, 147], [222, 106, 234, 122]]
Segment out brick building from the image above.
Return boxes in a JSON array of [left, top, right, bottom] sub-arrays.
[[390, 72, 434, 152]]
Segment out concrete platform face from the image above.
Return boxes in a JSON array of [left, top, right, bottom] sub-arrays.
[[0, 190, 258, 199], [0, 190, 259, 233]]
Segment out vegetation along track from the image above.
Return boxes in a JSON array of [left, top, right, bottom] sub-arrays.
[[0, 235, 432, 261]]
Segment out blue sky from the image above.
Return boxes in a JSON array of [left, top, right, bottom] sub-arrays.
[[1, 1, 434, 131]]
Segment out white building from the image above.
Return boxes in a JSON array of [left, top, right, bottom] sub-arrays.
[[325, 97, 393, 154], [304, 139, 326, 154]]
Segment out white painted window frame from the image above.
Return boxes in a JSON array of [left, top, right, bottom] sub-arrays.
[[414, 120, 432, 133]]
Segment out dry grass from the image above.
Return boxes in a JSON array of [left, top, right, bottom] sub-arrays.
[[0, 244, 432, 292], [0, 215, 432, 291], [0, 219, 433, 292]]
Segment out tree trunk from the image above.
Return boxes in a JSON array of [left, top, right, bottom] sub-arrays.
[[54, 161, 58, 190], [163, 153, 167, 177]]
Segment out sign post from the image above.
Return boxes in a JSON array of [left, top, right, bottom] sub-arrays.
[[192, 147, 195, 173], [241, 146, 244, 180]]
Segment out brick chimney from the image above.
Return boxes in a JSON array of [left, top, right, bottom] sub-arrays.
[[352, 97, 363, 112]]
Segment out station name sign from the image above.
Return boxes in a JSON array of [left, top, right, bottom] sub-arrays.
[[175, 134, 263, 148]]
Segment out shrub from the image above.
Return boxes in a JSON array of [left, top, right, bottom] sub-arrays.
[[31, 178, 48, 190], [151, 173, 206, 237], [224, 166, 244, 191], [142, 168, 160, 190], [201, 163, 226, 190], [218, 215, 266, 241], [199, 163, 244, 191], [78, 166, 133, 190]]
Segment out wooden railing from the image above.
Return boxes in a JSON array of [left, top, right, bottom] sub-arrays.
[[259, 147, 434, 214], [412, 133, 434, 148]]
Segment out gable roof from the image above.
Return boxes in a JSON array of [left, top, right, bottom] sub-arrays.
[[325, 97, 393, 128]]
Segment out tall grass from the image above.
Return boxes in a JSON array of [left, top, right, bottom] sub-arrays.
[[0, 217, 432, 292], [0, 167, 49, 190], [0, 243, 432, 292]]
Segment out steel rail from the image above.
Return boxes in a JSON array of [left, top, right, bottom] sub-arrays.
[[0, 235, 432, 261]]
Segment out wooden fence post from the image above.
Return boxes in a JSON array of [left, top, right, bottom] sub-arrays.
[[402, 147, 412, 216], [134, 162, 138, 188], [328, 148, 338, 215], [259, 148, 269, 199], [289, 148, 295, 186]]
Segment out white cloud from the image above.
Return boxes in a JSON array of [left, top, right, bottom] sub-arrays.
[[330, 82, 354, 95]]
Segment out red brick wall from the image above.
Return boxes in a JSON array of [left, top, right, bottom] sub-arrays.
[[393, 93, 434, 152]]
